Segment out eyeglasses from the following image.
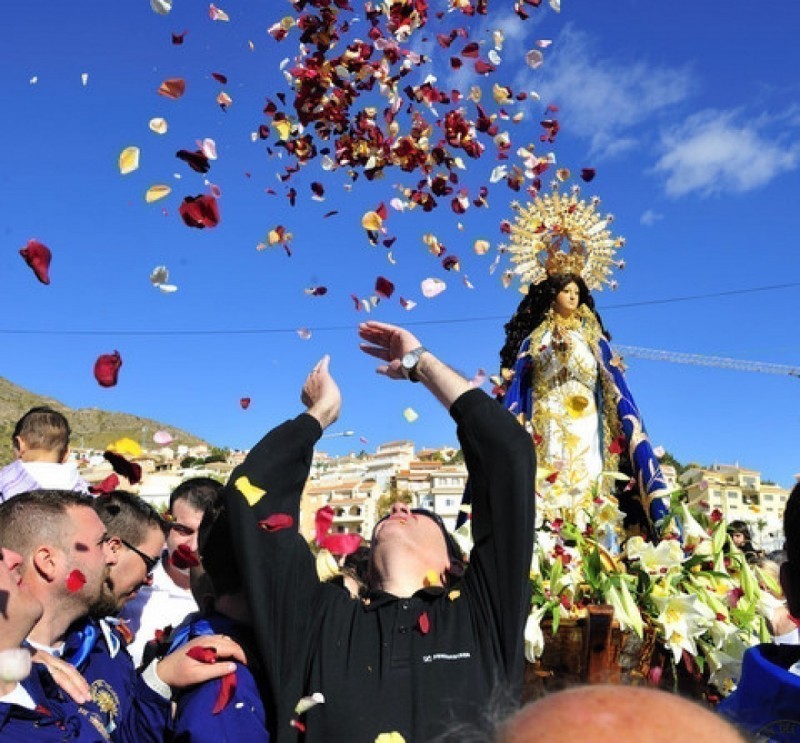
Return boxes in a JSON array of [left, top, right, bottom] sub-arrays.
[[120, 538, 160, 577]]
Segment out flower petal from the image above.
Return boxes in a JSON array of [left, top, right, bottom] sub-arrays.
[[119, 146, 140, 175], [94, 351, 122, 388]]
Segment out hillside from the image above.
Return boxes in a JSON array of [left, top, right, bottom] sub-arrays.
[[0, 377, 209, 464]]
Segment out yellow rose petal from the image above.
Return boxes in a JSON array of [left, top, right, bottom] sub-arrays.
[[272, 119, 292, 141], [235, 476, 267, 507], [361, 210, 383, 231], [402, 407, 419, 423], [473, 239, 490, 255], [145, 184, 171, 203], [119, 146, 140, 175], [375, 734, 406, 743]]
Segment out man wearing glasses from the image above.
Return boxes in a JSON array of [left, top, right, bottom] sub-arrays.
[[218, 321, 535, 742], [0, 490, 245, 742]]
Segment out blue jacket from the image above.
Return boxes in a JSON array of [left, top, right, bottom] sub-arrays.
[[64, 618, 171, 742], [0, 663, 109, 742], [718, 643, 800, 742], [167, 612, 269, 743]]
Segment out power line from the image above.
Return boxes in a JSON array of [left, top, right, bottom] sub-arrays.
[[0, 281, 797, 337]]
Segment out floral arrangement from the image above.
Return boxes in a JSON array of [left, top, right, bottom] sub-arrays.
[[523, 471, 774, 697]]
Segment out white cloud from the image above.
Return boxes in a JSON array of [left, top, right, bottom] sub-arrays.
[[653, 109, 800, 197], [527, 26, 694, 159], [640, 209, 663, 226]]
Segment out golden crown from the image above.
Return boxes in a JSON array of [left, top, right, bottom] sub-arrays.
[[503, 185, 625, 291]]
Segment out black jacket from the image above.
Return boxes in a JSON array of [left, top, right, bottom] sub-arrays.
[[223, 388, 535, 742]]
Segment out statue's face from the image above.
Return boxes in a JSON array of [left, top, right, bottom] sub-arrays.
[[553, 281, 580, 318]]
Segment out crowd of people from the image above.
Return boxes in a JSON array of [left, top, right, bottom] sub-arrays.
[[0, 320, 795, 742]]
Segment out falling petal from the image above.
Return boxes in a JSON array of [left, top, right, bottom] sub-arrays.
[[375, 276, 395, 299], [361, 210, 383, 231], [19, 239, 51, 284], [179, 194, 220, 229], [153, 430, 174, 445], [94, 351, 122, 388], [158, 78, 186, 99], [473, 239, 490, 255], [240, 397, 251, 410], [297, 327, 312, 340], [199, 138, 217, 160], [525, 49, 544, 69], [145, 184, 171, 203], [420, 278, 446, 298], [400, 297, 416, 311], [119, 146, 140, 175], [295, 693, 325, 715], [81, 73, 89, 86], [150, 0, 172, 13], [150, 265, 169, 285], [208, 4, 230, 21], [580, 167, 596, 182], [403, 407, 419, 423], [149, 117, 168, 134]]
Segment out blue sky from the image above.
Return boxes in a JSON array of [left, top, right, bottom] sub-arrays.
[[1, 1, 798, 487]]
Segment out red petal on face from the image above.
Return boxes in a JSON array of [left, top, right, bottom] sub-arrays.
[[187, 646, 218, 664], [213, 672, 237, 715], [66, 570, 86, 593], [375, 276, 395, 299], [545, 471, 559, 484], [94, 351, 123, 388], [315, 505, 335, 542], [320, 533, 362, 556], [608, 436, 626, 455], [171, 543, 200, 569], [258, 513, 294, 532], [580, 168, 596, 182], [103, 451, 142, 485], [20, 239, 52, 284], [240, 397, 251, 409], [179, 194, 220, 229], [158, 78, 186, 99], [417, 611, 430, 635], [89, 473, 120, 496], [211, 72, 228, 84]]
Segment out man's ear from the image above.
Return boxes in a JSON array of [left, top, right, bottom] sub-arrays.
[[781, 561, 800, 619], [32, 545, 59, 582], [106, 536, 122, 556], [13, 436, 26, 457], [61, 446, 70, 464]]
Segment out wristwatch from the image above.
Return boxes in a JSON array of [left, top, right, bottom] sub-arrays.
[[401, 346, 428, 382]]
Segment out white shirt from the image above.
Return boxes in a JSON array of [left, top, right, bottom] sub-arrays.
[[0, 683, 36, 710], [120, 559, 198, 667]]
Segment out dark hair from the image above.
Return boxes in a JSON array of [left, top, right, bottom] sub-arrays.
[[169, 477, 222, 514], [92, 491, 169, 547], [784, 484, 800, 567], [498, 273, 610, 373], [13, 406, 72, 460], [728, 520, 753, 541], [0, 489, 94, 556], [196, 492, 241, 598]]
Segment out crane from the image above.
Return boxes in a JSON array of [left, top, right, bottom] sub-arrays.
[[613, 345, 800, 379]]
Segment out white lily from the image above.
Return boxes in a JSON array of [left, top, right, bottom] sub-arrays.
[[653, 592, 715, 663], [524, 605, 549, 662]]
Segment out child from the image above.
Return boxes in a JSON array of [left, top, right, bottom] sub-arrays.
[[0, 407, 88, 502]]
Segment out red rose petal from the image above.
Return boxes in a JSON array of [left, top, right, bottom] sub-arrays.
[[314, 505, 335, 543], [609, 436, 626, 455], [545, 471, 559, 484], [258, 513, 294, 532], [171, 543, 200, 569], [375, 276, 395, 299], [94, 351, 122, 388], [213, 672, 237, 715], [103, 451, 143, 485], [187, 646, 218, 664], [66, 570, 86, 593], [240, 397, 251, 410], [158, 78, 186, 99], [20, 239, 52, 284], [320, 533, 363, 556], [179, 194, 220, 229], [580, 167, 596, 182], [211, 72, 228, 84], [89, 473, 120, 496], [417, 611, 430, 635]]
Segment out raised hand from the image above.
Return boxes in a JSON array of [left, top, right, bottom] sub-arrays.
[[358, 321, 423, 380]]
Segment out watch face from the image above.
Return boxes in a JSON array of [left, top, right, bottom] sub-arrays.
[[402, 352, 416, 369]]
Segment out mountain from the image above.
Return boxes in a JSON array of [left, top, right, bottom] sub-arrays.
[[0, 377, 210, 465]]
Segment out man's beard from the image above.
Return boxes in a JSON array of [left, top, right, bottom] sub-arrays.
[[89, 576, 119, 619]]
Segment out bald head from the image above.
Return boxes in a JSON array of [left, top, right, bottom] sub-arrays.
[[499, 685, 744, 743]]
